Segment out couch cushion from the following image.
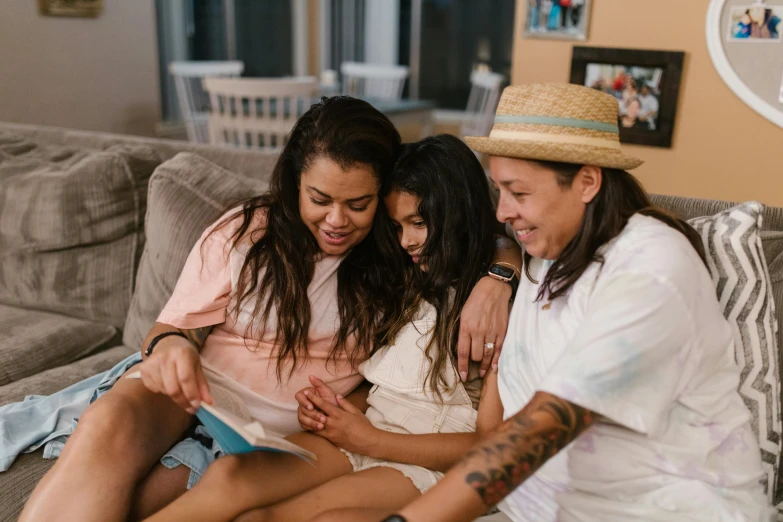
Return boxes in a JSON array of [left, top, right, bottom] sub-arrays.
[[0, 344, 136, 406], [0, 131, 90, 174], [0, 449, 52, 522], [0, 143, 160, 327], [688, 202, 782, 510], [123, 153, 268, 351], [0, 343, 135, 519], [0, 123, 280, 183], [0, 304, 118, 387]]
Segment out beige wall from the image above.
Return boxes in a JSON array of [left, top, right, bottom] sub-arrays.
[[512, 0, 783, 206], [0, 1, 160, 136]]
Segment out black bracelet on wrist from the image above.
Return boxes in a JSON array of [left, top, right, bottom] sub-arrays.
[[144, 331, 188, 357], [381, 516, 407, 522]]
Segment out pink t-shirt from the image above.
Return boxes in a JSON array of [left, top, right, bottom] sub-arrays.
[[157, 208, 364, 436]]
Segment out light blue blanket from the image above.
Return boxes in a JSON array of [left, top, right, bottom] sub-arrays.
[[0, 352, 142, 471]]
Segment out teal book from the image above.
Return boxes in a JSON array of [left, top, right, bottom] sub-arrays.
[[124, 369, 316, 464], [195, 402, 316, 463]]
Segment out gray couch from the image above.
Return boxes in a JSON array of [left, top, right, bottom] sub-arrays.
[[1, 121, 782, 521]]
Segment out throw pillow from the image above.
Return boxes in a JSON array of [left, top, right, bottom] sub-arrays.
[[0, 145, 160, 327], [122, 153, 268, 351], [689, 201, 782, 510]]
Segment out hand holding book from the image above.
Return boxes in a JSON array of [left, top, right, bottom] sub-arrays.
[[125, 366, 316, 464], [135, 339, 213, 415]]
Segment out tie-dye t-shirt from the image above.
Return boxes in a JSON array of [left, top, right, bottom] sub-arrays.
[[498, 214, 772, 521], [157, 208, 363, 436]]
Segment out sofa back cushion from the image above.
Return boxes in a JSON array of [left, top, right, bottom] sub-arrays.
[[122, 153, 267, 351], [0, 137, 159, 327], [688, 202, 781, 509], [652, 195, 783, 370]]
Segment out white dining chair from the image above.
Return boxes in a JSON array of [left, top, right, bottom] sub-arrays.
[[340, 62, 409, 100], [169, 61, 245, 144], [460, 71, 505, 138], [202, 76, 318, 152]]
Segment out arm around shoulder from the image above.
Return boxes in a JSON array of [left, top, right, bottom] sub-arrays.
[[476, 371, 503, 438]]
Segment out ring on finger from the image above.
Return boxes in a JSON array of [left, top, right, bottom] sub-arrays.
[[483, 342, 495, 352]]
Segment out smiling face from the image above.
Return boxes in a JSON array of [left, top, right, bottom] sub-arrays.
[[489, 157, 601, 260], [384, 190, 428, 270], [299, 156, 379, 256]]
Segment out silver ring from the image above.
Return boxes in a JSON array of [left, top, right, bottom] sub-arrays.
[[483, 342, 495, 351]]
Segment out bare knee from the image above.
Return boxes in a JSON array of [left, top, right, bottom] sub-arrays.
[[234, 507, 271, 522], [128, 463, 190, 521], [200, 454, 261, 499], [63, 397, 146, 463], [200, 454, 244, 487], [310, 510, 344, 522]]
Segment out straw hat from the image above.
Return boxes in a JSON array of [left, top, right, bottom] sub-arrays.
[[465, 83, 644, 170]]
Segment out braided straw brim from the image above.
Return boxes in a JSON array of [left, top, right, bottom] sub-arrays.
[[466, 83, 644, 170], [464, 135, 644, 170]]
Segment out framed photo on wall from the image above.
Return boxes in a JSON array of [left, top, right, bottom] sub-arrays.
[[38, 0, 103, 18], [523, 0, 592, 41], [727, 5, 782, 42], [569, 46, 685, 148]]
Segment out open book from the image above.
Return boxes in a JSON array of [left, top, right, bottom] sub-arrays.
[[125, 369, 316, 464]]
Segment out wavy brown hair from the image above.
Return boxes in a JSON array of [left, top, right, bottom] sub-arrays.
[[212, 97, 405, 382], [382, 135, 496, 398], [526, 160, 706, 301]]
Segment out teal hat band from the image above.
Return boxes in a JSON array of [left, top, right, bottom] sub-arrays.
[[494, 115, 619, 134]]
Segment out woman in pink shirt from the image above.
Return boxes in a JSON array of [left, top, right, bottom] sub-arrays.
[[20, 98, 516, 522], [143, 135, 510, 522]]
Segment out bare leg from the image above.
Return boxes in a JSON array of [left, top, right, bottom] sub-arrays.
[[309, 508, 395, 522], [19, 371, 193, 522], [235, 466, 421, 522], [143, 432, 353, 522], [129, 463, 191, 521]]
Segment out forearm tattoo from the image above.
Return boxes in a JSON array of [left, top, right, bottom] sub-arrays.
[[461, 392, 595, 505], [180, 326, 213, 350]]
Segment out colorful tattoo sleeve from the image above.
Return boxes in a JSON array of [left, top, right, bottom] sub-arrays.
[[461, 391, 596, 505]]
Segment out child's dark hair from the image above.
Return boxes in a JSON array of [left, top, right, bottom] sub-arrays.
[[382, 134, 496, 396]]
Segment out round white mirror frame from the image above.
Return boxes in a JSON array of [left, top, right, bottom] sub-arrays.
[[706, 0, 783, 128]]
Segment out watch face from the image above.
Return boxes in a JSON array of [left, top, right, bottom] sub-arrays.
[[490, 264, 515, 279]]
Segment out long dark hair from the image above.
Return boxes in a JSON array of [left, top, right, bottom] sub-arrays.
[[214, 96, 404, 381], [527, 160, 706, 302], [382, 135, 496, 397]]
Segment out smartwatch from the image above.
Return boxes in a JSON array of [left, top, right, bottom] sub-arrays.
[[488, 263, 520, 299]]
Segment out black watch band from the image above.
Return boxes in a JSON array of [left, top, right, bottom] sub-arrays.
[[508, 273, 519, 300], [144, 331, 188, 357], [487, 265, 519, 301], [381, 516, 407, 522]]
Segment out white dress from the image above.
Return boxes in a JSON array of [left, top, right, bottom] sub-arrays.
[[498, 214, 772, 522]]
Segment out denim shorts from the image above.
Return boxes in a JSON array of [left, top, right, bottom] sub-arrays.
[[89, 352, 224, 489]]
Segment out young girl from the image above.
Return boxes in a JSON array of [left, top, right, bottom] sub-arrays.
[[16, 100, 514, 521], [142, 135, 510, 522]]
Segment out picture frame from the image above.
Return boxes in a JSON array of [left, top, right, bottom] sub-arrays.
[[569, 46, 685, 148], [726, 5, 783, 42], [523, 0, 592, 41], [38, 0, 103, 18]]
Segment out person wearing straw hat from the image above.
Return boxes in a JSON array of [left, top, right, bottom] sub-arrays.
[[374, 84, 771, 521]]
